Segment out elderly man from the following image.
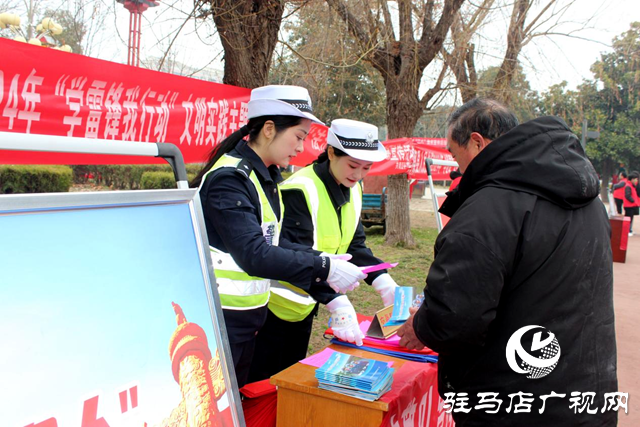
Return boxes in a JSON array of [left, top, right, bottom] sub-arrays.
[[398, 98, 618, 425]]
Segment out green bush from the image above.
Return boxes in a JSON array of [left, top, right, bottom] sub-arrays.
[[72, 163, 205, 189], [140, 171, 178, 189], [0, 165, 73, 194]]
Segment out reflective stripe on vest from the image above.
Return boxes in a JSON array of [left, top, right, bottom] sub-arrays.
[[199, 154, 283, 310], [268, 165, 362, 322]]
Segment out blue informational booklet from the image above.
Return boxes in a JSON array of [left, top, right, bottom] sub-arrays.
[[383, 286, 414, 327], [315, 351, 394, 401]]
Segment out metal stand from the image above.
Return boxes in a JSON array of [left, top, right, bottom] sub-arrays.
[[0, 131, 189, 189]]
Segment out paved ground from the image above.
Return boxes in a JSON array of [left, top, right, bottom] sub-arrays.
[[614, 233, 639, 425]]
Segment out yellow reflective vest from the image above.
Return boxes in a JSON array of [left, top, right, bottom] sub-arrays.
[[268, 164, 361, 321], [199, 154, 283, 310]]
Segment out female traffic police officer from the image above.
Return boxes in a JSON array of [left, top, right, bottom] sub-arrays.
[[191, 86, 366, 387], [249, 119, 400, 382]]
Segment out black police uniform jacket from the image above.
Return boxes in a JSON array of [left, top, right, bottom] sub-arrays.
[[199, 141, 331, 342], [414, 116, 618, 426]]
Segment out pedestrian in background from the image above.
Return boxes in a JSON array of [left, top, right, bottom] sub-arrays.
[[624, 171, 639, 236], [448, 168, 462, 192], [612, 171, 628, 215]]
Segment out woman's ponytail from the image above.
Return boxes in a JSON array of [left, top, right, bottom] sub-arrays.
[[311, 146, 347, 166], [313, 149, 329, 165], [190, 125, 250, 188], [190, 115, 304, 188]]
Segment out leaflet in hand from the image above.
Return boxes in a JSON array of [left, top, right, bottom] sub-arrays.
[[360, 262, 399, 274], [315, 351, 394, 401], [383, 286, 413, 327]]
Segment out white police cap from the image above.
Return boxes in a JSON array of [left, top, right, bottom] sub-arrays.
[[327, 119, 387, 162], [247, 85, 324, 125]]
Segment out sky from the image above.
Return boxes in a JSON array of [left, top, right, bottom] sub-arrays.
[[498, 0, 640, 92], [3, 0, 638, 95], [0, 201, 235, 427], [107, 0, 640, 94]]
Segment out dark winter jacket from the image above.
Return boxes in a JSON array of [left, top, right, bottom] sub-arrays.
[[414, 116, 618, 426]]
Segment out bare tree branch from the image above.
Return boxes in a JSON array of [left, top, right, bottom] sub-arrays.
[[420, 62, 449, 108], [157, 2, 199, 71], [379, 0, 395, 44], [417, 0, 466, 70], [398, 0, 414, 47]]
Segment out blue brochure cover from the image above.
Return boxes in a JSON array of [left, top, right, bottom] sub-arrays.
[[384, 286, 413, 326]]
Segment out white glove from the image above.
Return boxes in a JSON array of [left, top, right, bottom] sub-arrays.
[[320, 252, 353, 262], [372, 274, 399, 307], [327, 258, 366, 294], [326, 295, 364, 346]]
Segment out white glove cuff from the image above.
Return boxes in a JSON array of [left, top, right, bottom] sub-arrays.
[[326, 294, 351, 312], [327, 256, 335, 277], [372, 273, 395, 291], [320, 252, 353, 261]]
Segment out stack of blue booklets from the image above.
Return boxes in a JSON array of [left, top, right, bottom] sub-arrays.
[[315, 351, 394, 401]]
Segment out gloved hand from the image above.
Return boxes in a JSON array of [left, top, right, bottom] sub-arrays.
[[327, 258, 366, 294], [372, 273, 400, 307], [320, 252, 353, 262], [326, 295, 364, 346]]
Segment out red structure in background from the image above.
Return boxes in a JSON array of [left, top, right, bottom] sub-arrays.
[[116, 0, 160, 67], [167, 302, 233, 426]]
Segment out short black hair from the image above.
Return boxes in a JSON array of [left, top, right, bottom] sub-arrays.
[[619, 171, 628, 179], [447, 98, 519, 147], [629, 171, 639, 180]]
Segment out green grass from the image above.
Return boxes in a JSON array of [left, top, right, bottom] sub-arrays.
[[308, 225, 438, 355]]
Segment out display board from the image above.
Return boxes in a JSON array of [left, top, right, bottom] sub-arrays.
[[0, 189, 244, 427]]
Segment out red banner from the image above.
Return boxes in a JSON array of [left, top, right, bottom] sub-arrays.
[[290, 136, 457, 180], [0, 37, 251, 164], [369, 138, 457, 181], [289, 124, 329, 168], [381, 361, 454, 427], [406, 137, 448, 148], [1, 38, 453, 178]]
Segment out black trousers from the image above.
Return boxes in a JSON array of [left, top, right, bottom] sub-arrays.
[[248, 304, 319, 383], [228, 338, 256, 389], [615, 198, 623, 215], [624, 207, 637, 232], [223, 306, 268, 389]]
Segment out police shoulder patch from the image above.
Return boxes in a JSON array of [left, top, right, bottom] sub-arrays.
[[235, 159, 254, 179]]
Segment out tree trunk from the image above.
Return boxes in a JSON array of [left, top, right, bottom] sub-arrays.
[[600, 158, 614, 203], [209, 0, 285, 89], [386, 174, 414, 246], [383, 80, 422, 247]]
